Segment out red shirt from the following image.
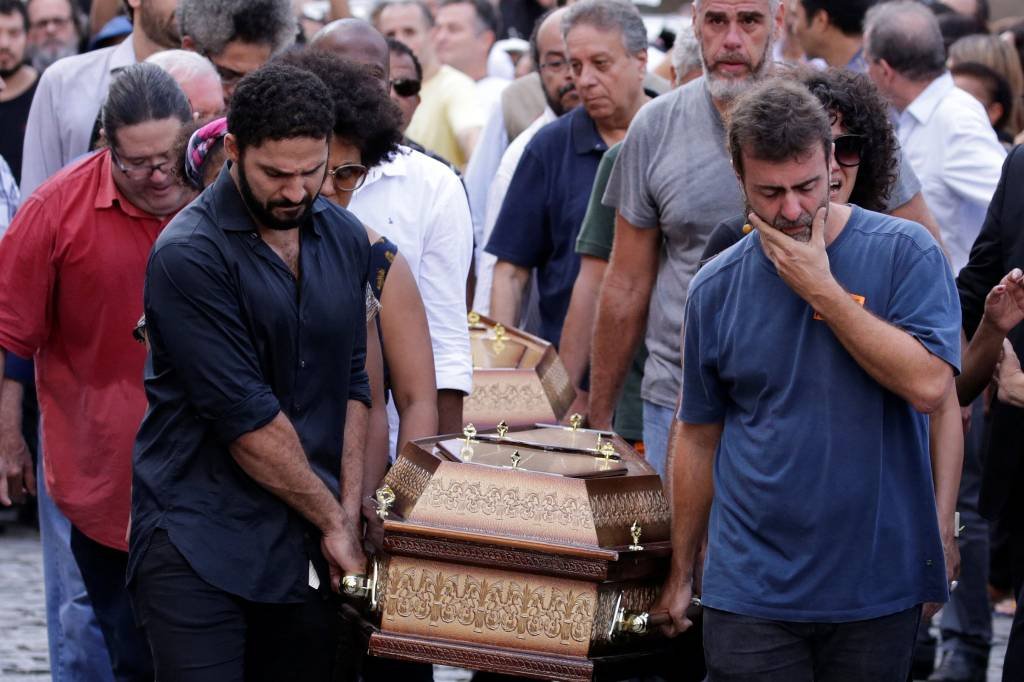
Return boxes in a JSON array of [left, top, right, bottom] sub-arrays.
[[0, 150, 169, 550]]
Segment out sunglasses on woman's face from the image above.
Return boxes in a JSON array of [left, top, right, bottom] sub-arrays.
[[833, 134, 866, 168], [390, 78, 421, 98]]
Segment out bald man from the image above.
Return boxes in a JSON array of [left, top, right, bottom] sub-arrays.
[[311, 18, 390, 86]]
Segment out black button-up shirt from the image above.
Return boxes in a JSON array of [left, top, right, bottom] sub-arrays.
[[129, 166, 371, 603]]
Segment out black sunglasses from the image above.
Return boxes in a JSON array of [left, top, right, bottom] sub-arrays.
[[833, 134, 865, 168], [390, 78, 421, 98]]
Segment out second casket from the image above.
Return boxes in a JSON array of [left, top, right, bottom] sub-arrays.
[[465, 313, 576, 429], [357, 423, 704, 681]]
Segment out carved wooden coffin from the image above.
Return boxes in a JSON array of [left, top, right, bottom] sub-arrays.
[[362, 424, 704, 681], [464, 313, 576, 429]]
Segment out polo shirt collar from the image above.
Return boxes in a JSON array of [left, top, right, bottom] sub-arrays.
[[904, 72, 954, 126], [570, 106, 607, 156], [92, 149, 158, 219], [209, 162, 326, 235]]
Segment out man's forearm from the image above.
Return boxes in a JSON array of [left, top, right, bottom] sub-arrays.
[[437, 389, 464, 435], [929, 385, 964, 528], [813, 284, 952, 412], [341, 400, 368, 522], [589, 278, 648, 427], [559, 257, 606, 389], [668, 421, 722, 578], [489, 262, 529, 329], [957, 316, 1005, 405], [230, 412, 352, 535]]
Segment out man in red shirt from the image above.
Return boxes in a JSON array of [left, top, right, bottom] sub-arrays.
[[0, 62, 194, 681]]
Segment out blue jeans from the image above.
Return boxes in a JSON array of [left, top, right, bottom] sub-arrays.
[[642, 399, 674, 477], [37, 453, 115, 682]]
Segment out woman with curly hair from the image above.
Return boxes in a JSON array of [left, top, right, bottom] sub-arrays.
[[701, 67, 901, 263], [278, 48, 438, 508]]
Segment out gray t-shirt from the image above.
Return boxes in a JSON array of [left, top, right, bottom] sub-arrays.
[[603, 77, 922, 409]]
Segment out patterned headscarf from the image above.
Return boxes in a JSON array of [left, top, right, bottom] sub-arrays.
[[184, 117, 228, 189]]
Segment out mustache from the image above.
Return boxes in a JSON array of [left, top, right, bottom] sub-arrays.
[[772, 213, 813, 230], [267, 198, 311, 211], [712, 51, 753, 68], [557, 82, 577, 98]]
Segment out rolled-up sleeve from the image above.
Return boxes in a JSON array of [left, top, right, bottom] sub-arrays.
[[419, 168, 473, 395], [145, 240, 281, 444]]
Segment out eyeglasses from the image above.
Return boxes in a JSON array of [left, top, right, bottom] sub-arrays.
[[327, 163, 369, 192], [833, 134, 865, 168], [390, 78, 421, 98], [110, 148, 174, 179], [539, 58, 570, 74]]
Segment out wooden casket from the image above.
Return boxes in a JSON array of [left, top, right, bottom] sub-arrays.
[[464, 313, 576, 429], [346, 423, 705, 681]]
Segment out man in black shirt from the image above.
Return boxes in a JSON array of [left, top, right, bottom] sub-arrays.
[[129, 63, 371, 680], [0, 0, 39, 184]]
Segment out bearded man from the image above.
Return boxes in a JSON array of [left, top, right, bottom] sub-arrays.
[[586, 0, 943, 474]]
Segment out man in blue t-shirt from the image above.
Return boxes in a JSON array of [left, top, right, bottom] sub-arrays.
[[658, 78, 964, 680]]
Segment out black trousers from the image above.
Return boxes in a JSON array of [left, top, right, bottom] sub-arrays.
[[130, 529, 339, 682], [69, 525, 154, 682]]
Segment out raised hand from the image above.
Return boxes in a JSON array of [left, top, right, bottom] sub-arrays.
[[752, 207, 837, 305], [983, 268, 1024, 335]]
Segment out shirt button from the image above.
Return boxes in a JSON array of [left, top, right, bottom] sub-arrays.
[[300, 360, 306, 368], [250, 232, 258, 239]]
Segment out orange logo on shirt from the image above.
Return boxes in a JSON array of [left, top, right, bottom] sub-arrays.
[[813, 294, 866, 320]]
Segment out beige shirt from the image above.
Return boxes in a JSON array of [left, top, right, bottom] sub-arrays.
[[406, 65, 485, 170]]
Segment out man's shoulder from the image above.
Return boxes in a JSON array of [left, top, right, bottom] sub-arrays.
[[38, 45, 120, 86], [689, 229, 758, 298], [846, 205, 940, 255], [436, 65, 477, 92], [390, 146, 463, 192], [153, 195, 218, 254], [29, 150, 102, 201], [523, 109, 578, 156]]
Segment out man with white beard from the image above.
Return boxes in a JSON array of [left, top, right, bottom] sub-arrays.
[[587, 0, 941, 474]]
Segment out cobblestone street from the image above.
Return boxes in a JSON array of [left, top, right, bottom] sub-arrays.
[[0, 525, 1011, 681]]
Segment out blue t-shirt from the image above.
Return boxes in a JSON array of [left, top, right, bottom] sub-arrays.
[[484, 106, 608, 347], [679, 206, 961, 622]]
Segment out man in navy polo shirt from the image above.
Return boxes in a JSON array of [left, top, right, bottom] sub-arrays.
[[484, 0, 650, 348], [658, 78, 963, 680]]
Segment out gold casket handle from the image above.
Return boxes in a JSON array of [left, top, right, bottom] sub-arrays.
[[340, 556, 382, 611], [611, 597, 702, 637]]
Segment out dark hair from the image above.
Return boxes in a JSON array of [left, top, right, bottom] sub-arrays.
[[277, 49, 403, 169], [798, 0, 876, 36], [387, 37, 423, 81], [951, 61, 1013, 132], [0, 0, 29, 32], [227, 63, 335, 150], [728, 77, 832, 180], [102, 63, 192, 148], [439, 0, 499, 36], [864, 1, 946, 82], [798, 68, 898, 212], [178, 0, 296, 56], [932, 0, 989, 24], [937, 12, 987, 54], [529, 8, 557, 68]]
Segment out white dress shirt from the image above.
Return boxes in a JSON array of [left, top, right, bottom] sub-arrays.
[[471, 107, 557, 314], [897, 71, 1006, 273], [463, 101, 509, 260], [0, 156, 19, 236], [348, 146, 473, 396], [20, 36, 136, 197]]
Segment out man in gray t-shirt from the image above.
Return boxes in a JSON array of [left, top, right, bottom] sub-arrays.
[[587, 0, 939, 475]]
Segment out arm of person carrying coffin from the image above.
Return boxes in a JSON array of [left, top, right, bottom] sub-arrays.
[[753, 208, 957, 414]]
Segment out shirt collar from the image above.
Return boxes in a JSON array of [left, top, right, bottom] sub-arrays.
[[570, 106, 607, 156], [92, 149, 159, 219], [359, 144, 413, 191], [109, 34, 137, 72], [904, 72, 954, 126], [209, 162, 326, 235]]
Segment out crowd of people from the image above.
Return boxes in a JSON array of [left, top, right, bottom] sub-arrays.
[[0, 0, 1022, 680]]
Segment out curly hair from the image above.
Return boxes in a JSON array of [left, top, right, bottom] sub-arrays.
[[278, 49, 403, 169], [797, 68, 899, 212], [227, 63, 335, 150], [178, 0, 296, 56]]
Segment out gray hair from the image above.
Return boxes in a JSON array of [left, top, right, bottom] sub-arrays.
[[864, 0, 945, 83], [561, 0, 648, 55], [178, 0, 296, 57], [671, 28, 701, 75], [371, 0, 435, 29], [146, 49, 219, 83], [693, 0, 781, 16], [102, 63, 191, 147]]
